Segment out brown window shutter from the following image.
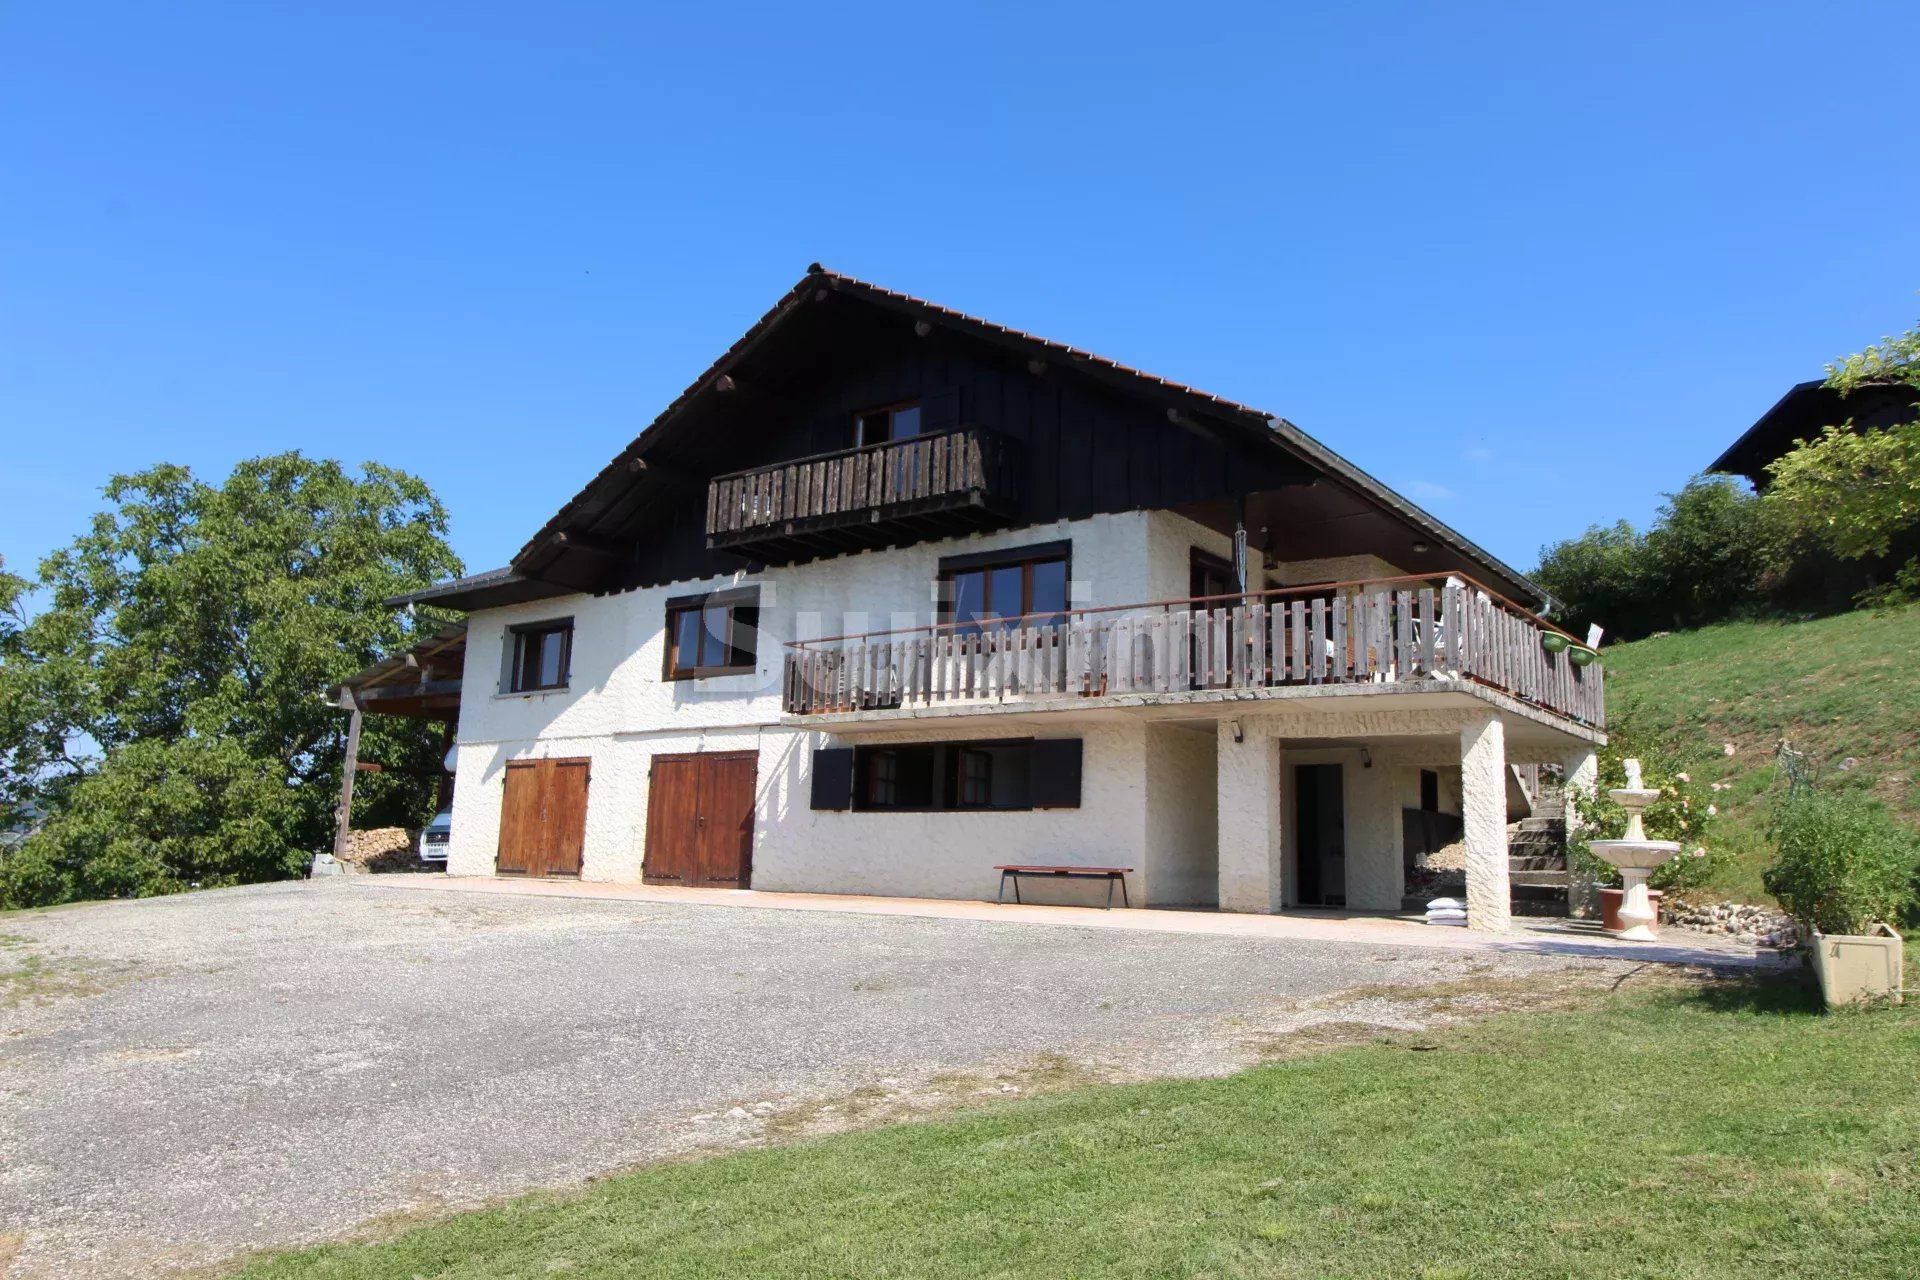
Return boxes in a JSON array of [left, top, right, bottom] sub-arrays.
[[1030, 738, 1083, 809], [810, 747, 854, 811]]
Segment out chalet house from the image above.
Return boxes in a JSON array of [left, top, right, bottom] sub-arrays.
[[387, 267, 1605, 931]]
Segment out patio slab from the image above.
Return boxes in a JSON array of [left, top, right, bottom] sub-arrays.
[[357, 872, 1773, 968]]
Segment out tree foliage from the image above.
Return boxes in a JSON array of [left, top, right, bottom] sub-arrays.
[[1535, 476, 1777, 640], [0, 454, 461, 907], [1538, 310, 1920, 638]]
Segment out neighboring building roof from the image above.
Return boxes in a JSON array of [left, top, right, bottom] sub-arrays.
[[417, 265, 1549, 609], [1711, 378, 1918, 486]]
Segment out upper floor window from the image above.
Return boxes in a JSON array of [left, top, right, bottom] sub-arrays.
[[937, 541, 1070, 635], [664, 586, 759, 680], [508, 619, 573, 693], [853, 400, 922, 448]]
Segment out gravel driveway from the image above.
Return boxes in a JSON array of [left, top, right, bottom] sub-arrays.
[[0, 879, 1598, 1277]]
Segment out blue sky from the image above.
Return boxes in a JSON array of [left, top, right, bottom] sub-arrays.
[[4, 2, 1917, 583]]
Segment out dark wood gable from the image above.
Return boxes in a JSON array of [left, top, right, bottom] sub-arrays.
[[506, 268, 1544, 606]]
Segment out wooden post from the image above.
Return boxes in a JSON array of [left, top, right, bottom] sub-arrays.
[[333, 698, 363, 858]]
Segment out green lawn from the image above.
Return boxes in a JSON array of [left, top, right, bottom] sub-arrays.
[[1602, 603, 1920, 901], [236, 970, 1919, 1280]]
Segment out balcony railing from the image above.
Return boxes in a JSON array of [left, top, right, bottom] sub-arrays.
[[706, 426, 1017, 558], [782, 574, 1604, 729]]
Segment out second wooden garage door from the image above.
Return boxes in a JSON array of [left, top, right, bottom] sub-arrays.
[[643, 751, 756, 888]]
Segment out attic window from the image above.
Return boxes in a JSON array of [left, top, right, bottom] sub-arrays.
[[853, 401, 921, 448]]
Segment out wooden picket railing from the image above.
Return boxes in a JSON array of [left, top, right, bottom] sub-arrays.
[[782, 575, 1604, 728], [706, 426, 1016, 547]]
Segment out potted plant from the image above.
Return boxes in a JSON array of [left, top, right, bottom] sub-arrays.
[[1568, 645, 1597, 667], [1541, 632, 1570, 654], [1763, 789, 1914, 1008]]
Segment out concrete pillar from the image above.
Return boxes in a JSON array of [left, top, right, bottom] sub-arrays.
[[1561, 746, 1600, 919], [1343, 756, 1403, 911], [1460, 713, 1511, 932], [1217, 722, 1284, 913]]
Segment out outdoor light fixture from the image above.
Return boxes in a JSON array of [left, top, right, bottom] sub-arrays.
[[1412, 540, 1430, 553], [1229, 719, 1244, 744], [1359, 748, 1373, 769]]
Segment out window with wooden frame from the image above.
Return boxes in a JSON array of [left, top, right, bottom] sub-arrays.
[[663, 586, 760, 680], [851, 400, 923, 449], [936, 540, 1071, 636], [849, 738, 1047, 812], [1189, 548, 1237, 602], [507, 619, 574, 693]]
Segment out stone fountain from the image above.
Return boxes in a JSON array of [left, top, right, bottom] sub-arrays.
[[1587, 758, 1680, 942]]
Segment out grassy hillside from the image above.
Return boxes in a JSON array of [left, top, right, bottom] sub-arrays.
[[1602, 603, 1920, 901]]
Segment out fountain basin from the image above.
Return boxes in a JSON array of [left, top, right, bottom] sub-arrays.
[[1588, 838, 1682, 871]]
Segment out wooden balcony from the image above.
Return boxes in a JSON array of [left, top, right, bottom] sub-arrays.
[[783, 575, 1605, 730], [706, 426, 1018, 562]]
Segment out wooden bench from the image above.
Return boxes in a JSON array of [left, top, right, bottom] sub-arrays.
[[994, 864, 1133, 909]]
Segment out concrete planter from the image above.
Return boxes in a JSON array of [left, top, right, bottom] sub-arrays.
[[1809, 925, 1904, 1009], [1600, 886, 1662, 936]]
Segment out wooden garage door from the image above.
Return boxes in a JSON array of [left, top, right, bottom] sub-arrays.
[[496, 758, 590, 877], [643, 751, 756, 888]]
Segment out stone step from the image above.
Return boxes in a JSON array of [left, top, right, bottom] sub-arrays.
[[1509, 853, 1567, 872]]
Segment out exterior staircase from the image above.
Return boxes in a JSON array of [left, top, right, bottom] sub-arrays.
[[1506, 793, 1569, 916], [1401, 792, 1573, 917]]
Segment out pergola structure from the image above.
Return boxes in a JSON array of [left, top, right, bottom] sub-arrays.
[[326, 621, 467, 857]]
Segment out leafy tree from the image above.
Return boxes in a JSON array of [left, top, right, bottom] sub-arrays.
[[1642, 476, 1772, 629], [0, 454, 461, 907], [1767, 317, 1920, 595], [1536, 477, 1771, 641], [0, 555, 45, 828], [1533, 520, 1651, 639]]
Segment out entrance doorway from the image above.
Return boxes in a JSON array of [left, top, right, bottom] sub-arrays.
[[1293, 762, 1346, 906], [496, 757, 590, 877], [643, 751, 758, 888]]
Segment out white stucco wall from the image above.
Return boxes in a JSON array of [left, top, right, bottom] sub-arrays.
[[1143, 723, 1218, 907], [1273, 744, 1400, 912], [446, 512, 1173, 887], [1216, 725, 1283, 912], [1269, 553, 1406, 587], [755, 721, 1149, 905]]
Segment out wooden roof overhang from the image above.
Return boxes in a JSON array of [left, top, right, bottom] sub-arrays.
[[329, 622, 467, 720], [1709, 378, 1916, 488], [426, 266, 1550, 611]]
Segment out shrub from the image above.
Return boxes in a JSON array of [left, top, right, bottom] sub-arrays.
[[1761, 789, 1919, 936]]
